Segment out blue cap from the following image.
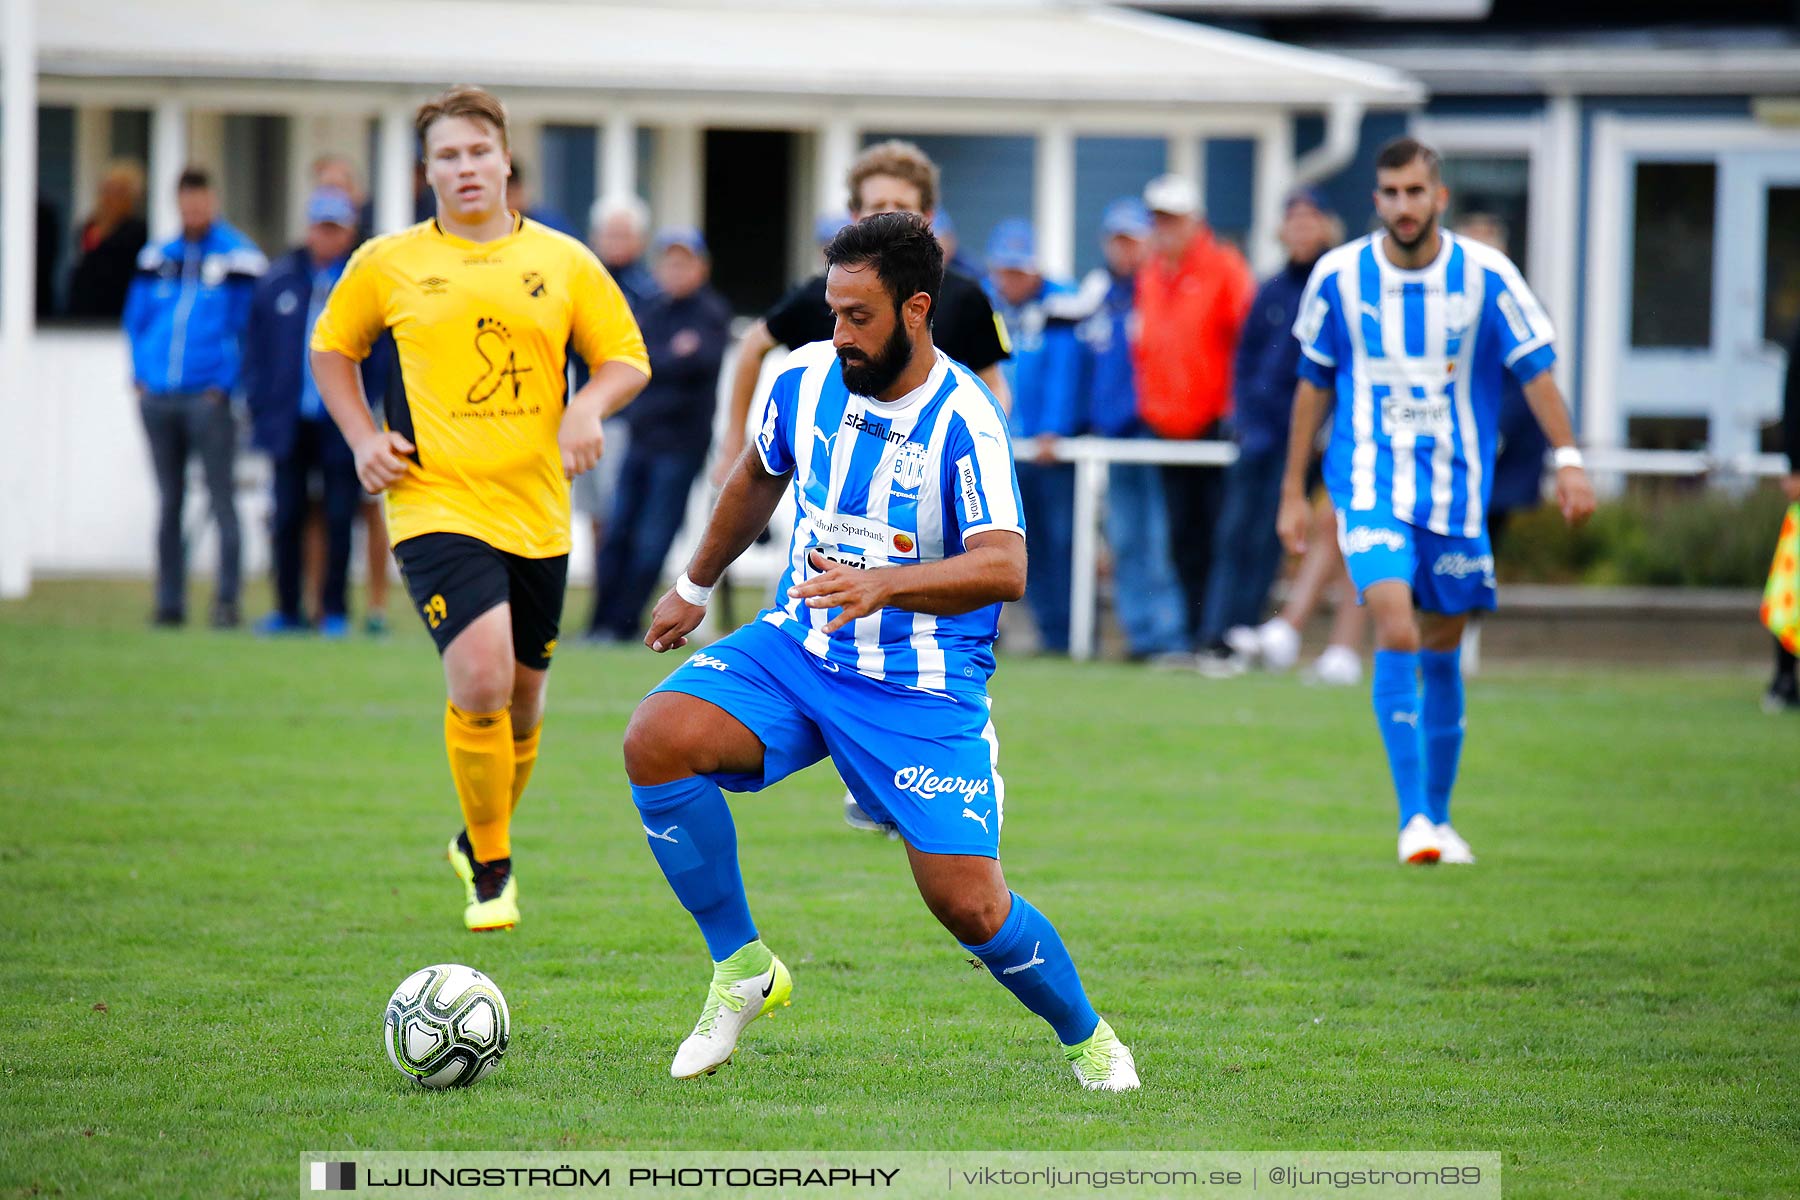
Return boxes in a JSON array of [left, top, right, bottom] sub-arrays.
[[813, 211, 850, 245], [653, 225, 708, 257], [306, 186, 357, 228], [985, 218, 1037, 272], [1100, 197, 1151, 240], [1286, 185, 1335, 217]]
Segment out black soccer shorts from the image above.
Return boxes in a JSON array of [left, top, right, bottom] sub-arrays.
[[393, 532, 568, 670]]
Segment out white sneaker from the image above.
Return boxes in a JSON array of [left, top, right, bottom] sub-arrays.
[[1257, 618, 1301, 672], [843, 792, 899, 839], [670, 955, 793, 1079], [1435, 823, 1476, 865], [1195, 647, 1247, 679], [1065, 1019, 1140, 1092], [1398, 814, 1441, 865], [1304, 644, 1363, 687], [1223, 625, 1261, 663]]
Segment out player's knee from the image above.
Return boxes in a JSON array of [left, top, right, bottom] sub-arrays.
[[448, 658, 514, 712], [623, 701, 699, 785], [1375, 620, 1419, 653], [930, 891, 1009, 945]]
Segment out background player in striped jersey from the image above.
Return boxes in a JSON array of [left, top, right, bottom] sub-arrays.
[[1277, 137, 1595, 866], [621, 213, 1138, 1090]]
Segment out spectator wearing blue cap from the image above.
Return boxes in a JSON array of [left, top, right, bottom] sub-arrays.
[[244, 186, 390, 636], [1196, 186, 1343, 675], [986, 217, 1085, 654], [589, 227, 733, 641], [1065, 197, 1189, 663]]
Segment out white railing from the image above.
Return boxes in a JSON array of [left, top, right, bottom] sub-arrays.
[[1025, 436, 1792, 662]]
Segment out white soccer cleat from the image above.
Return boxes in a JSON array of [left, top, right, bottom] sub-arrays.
[[1303, 644, 1363, 687], [1257, 618, 1301, 672], [1065, 1019, 1140, 1092], [842, 792, 900, 839], [1398, 814, 1442, 865], [670, 956, 793, 1079], [1435, 823, 1476, 865], [1223, 625, 1262, 663]]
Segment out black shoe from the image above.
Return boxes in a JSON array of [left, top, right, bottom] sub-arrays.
[[210, 602, 241, 629], [150, 609, 185, 628], [1763, 683, 1800, 714]]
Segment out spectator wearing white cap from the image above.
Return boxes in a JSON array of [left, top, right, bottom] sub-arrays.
[[1132, 173, 1255, 652]]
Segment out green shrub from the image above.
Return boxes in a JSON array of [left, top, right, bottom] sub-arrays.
[[1494, 485, 1792, 588]]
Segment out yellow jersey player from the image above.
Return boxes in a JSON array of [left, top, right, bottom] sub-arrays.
[[310, 85, 649, 931]]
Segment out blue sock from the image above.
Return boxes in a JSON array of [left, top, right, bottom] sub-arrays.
[[631, 776, 757, 962], [1372, 649, 1427, 829], [960, 892, 1100, 1046], [1420, 648, 1465, 827]]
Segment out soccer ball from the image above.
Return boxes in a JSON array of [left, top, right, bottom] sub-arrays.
[[383, 964, 510, 1088]]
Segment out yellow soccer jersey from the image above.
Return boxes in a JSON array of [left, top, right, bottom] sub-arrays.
[[311, 215, 649, 558]]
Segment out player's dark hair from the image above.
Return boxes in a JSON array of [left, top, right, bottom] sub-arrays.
[[176, 166, 211, 192], [824, 212, 944, 327], [1376, 136, 1441, 181]]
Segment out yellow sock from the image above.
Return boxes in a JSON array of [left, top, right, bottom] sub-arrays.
[[445, 701, 514, 863], [510, 725, 540, 814]]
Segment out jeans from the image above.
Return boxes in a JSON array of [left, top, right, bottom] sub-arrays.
[[140, 389, 240, 617], [1198, 446, 1286, 647], [1104, 461, 1187, 656], [1160, 459, 1225, 645], [271, 420, 363, 621], [591, 446, 708, 638], [1015, 461, 1075, 654]]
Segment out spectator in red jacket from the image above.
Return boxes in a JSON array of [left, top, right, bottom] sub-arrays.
[[1132, 174, 1255, 649]]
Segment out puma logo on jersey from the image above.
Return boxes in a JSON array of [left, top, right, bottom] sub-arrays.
[[961, 807, 992, 834], [1001, 941, 1046, 976], [643, 825, 680, 844]]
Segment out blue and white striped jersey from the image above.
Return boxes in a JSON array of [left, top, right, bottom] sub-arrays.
[[754, 341, 1024, 694], [1294, 230, 1556, 538]]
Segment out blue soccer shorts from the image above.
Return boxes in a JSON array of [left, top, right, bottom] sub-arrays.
[[648, 620, 1005, 857], [1335, 506, 1497, 615]]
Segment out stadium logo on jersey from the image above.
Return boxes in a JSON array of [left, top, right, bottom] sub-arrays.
[[844, 410, 907, 446], [522, 271, 546, 298], [1432, 552, 1495, 582], [890, 441, 929, 494], [1342, 525, 1408, 556], [415, 275, 450, 295], [893, 765, 990, 807]]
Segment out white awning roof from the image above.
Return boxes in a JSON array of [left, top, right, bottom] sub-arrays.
[[31, 0, 1422, 110]]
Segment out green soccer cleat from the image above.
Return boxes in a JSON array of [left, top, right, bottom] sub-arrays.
[[670, 945, 792, 1079], [1064, 1018, 1141, 1092]]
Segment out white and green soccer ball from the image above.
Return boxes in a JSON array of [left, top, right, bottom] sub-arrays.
[[383, 964, 510, 1089]]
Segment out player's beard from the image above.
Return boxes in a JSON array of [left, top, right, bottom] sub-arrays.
[[1386, 211, 1437, 254], [838, 320, 914, 398]]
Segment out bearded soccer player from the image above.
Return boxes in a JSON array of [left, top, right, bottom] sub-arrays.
[[311, 86, 649, 930], [622, 213, 1137, 1090], [1277, 137, 1595, 866]]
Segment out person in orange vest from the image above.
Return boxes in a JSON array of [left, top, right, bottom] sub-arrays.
[[1131, 174, 1256, 652]]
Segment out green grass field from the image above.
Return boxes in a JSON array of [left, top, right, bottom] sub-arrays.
[[3, 580, 1797, 1198]]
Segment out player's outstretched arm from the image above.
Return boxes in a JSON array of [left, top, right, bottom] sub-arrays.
[[1520, 371, 1596, 526], [1277, 379, 1333, 554], [712, 320, 779, 487], [643, 449, 792, 652], [312, 347, 413, 495], [790, 530, 1027, 635]]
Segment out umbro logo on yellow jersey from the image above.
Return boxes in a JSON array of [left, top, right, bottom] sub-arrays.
[[416, 276, 450, 295], [522, 271, 546, 298]]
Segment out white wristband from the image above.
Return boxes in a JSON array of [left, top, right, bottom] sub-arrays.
[[1551, 446, 1585, 470], [674, 572, 714, 606]]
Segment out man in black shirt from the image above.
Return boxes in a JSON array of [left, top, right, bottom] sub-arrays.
[[716, 140, 1012, 475]]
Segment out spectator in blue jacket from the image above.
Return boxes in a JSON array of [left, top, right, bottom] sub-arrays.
[[986, 218, 1084, 655], [1196, 187, 1339, 674], [124, 167, 267, 628], [1070, 197, 1189, 663], [589, 227, 733, 641], [243, 187, 386, 638]]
